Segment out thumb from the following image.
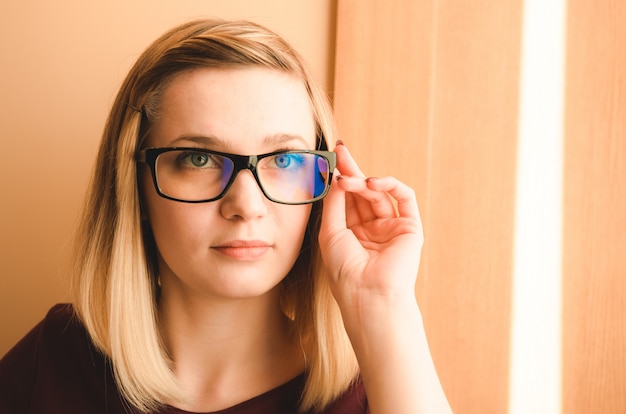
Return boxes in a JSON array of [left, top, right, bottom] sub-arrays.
[[319, 175, 346, 248], [319, 177, 366, 280]]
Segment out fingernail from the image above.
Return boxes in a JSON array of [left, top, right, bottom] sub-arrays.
[[336, 139, 344, 146], [365, 177, 376, 183], [336, 175, 343, 181]]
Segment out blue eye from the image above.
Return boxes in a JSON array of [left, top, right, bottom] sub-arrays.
[[273, 153, 305, 169], [275, 154, 291, 168]]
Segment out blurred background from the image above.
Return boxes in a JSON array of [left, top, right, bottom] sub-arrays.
[[1, 1, 624, 413]]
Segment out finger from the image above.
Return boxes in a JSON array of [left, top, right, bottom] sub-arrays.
[[343, 187, 368, 227], [334, 143, 384, 224], [320, 176, 368, 276], [336, 175, 398, 221], [334, 142, 366, 178], [320, 174, 347, 243], [364, 176, 421, 221], [337, 176, 377, 226]]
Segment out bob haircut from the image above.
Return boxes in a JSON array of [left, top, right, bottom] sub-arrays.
[[70, 19, 359, 413]]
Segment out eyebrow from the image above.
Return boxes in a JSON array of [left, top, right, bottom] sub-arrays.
[[170, 135, 223, 147], [263, 133, 312, 148], [169, 133, 313, 149]]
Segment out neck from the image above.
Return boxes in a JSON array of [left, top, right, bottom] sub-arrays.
[[158, 283, 305, 411]]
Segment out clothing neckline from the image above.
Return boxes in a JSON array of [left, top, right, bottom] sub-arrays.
[[164, 373, 305, 414]]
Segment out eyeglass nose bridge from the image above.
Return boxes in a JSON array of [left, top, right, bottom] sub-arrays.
[[221, 154, 265, 198]]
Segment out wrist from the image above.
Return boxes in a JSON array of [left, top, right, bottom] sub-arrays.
[[339, 292, 424, 353]]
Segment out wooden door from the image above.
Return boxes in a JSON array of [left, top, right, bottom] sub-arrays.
[[333, 0, 626, 412]]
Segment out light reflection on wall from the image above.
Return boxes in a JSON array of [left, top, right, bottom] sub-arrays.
[[509, 0, 565, 413]]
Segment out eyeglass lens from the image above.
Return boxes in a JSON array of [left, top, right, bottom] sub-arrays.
[[154, 150, 331, 203]]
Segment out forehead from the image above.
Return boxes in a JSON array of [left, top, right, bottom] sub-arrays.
[[146, 67, 317, 151]]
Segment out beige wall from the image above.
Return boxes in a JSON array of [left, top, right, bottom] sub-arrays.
[[0, 0, 336, 356], [562, 0, 626, 411]]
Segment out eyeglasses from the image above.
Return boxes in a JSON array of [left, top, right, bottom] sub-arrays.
[[136, 147, 336, 205]]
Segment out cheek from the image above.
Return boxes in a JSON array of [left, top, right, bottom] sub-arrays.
[[146, 202, 219, 282], [280, 204, 314, 248], [141, 174, 207, 255], [148, 200, 204, 238]]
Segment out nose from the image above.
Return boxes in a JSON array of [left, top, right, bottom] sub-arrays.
[[219, 170, 268, 220]]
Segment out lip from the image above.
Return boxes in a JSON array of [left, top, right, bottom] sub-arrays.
[[211, 240, 272, 260]]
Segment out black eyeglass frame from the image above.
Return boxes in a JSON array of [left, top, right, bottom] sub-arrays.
[[136, 147, 337, 205]]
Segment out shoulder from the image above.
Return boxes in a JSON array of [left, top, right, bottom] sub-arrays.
[[0, 304, 74, 412], [0, 304, 85, 376], [0, 304, 128, 413], [321, 376, 369, 414]]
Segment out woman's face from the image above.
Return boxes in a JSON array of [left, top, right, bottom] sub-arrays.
[[141, 67, 316, 301]]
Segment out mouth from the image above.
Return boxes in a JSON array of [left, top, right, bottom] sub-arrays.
[[211, 240, 272, 260]]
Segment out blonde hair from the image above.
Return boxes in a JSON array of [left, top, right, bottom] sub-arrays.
[[70, 19, 359, 412]]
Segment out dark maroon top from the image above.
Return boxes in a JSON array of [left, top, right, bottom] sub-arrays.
[[0, 304, 368, 414]]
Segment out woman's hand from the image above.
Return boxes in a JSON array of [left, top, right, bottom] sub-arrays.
[[319, 142, 423, 317], [318, 141, 452, 414]]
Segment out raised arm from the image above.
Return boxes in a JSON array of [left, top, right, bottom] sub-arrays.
[[318, 142, 452, 414]]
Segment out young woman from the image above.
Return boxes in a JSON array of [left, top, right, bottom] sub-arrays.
[[0, 19, 452, 413]]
